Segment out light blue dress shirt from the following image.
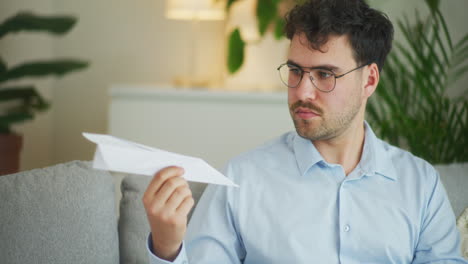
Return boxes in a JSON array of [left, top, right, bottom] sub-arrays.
[[148, 122, 466, 263]]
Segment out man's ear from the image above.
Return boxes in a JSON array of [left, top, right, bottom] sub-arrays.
[[363, 63, 379, 98]]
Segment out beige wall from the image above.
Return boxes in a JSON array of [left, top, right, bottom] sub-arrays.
[[51, 0, 225, 165], [1, 0, 466, 170]]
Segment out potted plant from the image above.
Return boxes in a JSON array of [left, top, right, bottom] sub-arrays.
[[0, 12, 89, 175], [367, 0, 468, 164]]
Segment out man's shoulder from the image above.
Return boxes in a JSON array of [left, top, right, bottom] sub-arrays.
[[227, 131, 296, 167], [376, 137, 439, 182]]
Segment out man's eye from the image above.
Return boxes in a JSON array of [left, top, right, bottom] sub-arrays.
[[318, 71, 333, 79], [290, 68, 302, 75]]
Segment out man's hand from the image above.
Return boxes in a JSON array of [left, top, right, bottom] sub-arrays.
[[142, 166, 195, 261]]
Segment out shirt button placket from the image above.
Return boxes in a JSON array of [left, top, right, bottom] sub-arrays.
[[338, 178, 351, 262]]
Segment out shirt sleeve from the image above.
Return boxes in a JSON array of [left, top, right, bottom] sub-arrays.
[[412, 171, 467, 263], [146, 233, 189, 264], [184, 162, 246, 263]]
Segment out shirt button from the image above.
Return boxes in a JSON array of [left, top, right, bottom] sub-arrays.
[[344, 225, 350, 232]]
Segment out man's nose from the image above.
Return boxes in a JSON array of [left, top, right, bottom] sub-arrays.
[[295, 74, 318, 101]]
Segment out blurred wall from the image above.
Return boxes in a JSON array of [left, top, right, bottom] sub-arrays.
[[0, 0, 466, 170], [51, 0, 225, 165]]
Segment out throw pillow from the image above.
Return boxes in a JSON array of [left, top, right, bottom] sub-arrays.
[[457, 207, 468, 259]]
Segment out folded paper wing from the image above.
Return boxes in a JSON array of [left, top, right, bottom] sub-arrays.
[[83, 133, 238, 187]]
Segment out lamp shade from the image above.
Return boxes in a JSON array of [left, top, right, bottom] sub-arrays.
[[166, 0, 226, 20]]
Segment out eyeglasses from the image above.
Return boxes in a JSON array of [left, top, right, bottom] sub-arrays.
[[277, 63, 368, 92]]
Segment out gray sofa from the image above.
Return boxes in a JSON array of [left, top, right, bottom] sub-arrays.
[[0, 160, 466, 263]]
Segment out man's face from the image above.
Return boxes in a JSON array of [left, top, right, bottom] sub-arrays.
[[287, 33, 367, 141]]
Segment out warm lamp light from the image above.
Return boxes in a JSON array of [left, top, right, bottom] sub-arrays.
[[166, 0, 225, 20], [165, 0, 226, 88]]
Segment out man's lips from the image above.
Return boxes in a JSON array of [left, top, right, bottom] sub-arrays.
[[294, 107, 320, 119], [290, 101, 323, 120]]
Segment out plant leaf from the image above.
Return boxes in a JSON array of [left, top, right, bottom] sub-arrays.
[[256, 0, 277, 37], [226, 0, 239, 11], [0, 12, 77, 39], [430, 19, 450, 66], [0, 112, 34, 132], [449, 63, 468, 85], [419, 23, 447, 93], [227, 28, 245, 74], [0, 59, 89, 83], [0, 85, 48, 108], [0, 57, 6, 73], [274, 17, 285, 40], [424, 0, 440, 13], [0, 86, 50, 132], [434, 9, 453, 51], [451, 38, 468, 68], [454, 33, 468, 51]]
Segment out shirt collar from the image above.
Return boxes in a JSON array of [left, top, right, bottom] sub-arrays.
[[359, 122, 398, 181], [292, 121, 398, 181], [293, 131, 324, 176]]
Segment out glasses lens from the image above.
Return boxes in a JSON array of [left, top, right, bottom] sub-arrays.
[[278, 64, 301, 88], [277, 64, 336, 92], [310, 69, 335, 92]]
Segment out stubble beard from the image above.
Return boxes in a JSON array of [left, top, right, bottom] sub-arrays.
[[291, 97, 362, 141]]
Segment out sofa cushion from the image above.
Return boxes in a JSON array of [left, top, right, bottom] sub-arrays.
[[118, 174, 206, 263], [435, 162, 468, 218], [0, 160, 119, 264]]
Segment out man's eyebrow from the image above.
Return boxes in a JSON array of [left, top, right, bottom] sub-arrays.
[[286, 59, 340, 72]]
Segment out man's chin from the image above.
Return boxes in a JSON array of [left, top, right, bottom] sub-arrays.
[[294, 120, 336, 141], [294, 118, 317, 134], [297, 129, 327, 141], [295, 124, 325, 141]]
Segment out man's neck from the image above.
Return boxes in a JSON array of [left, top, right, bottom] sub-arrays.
[[312, 120, 366, 175]]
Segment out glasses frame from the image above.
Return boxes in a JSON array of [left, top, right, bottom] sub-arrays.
[[277, 63, 369, 92]]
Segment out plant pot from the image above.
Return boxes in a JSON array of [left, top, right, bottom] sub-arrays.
[[0, 133, 22, 176]]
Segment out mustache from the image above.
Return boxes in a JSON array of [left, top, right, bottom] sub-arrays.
[[290, 101, 323, 115]]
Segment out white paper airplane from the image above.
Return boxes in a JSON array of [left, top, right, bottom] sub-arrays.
[[83, 132, 238, 187]]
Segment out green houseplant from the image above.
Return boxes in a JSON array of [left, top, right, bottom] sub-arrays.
[[226, 0, 299, 74], [0, 12, 89, 175], [367, 0, 468, 164]]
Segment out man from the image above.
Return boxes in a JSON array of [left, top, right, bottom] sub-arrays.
[[143, 0, 466, 263]]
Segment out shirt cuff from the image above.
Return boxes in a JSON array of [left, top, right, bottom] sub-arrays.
[[146, 233, 188, 264]]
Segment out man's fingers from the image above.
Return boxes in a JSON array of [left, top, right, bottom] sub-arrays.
[[176, 196, 195, 217], [153, 176, 189, 207], [165, 186, 192, 213], [142, 167, 191, 261], [143, 166, 184, 202]]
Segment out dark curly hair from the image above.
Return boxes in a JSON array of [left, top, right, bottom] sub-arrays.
[[285, 0, 394, 72]]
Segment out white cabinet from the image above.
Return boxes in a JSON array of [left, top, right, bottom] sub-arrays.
[[109, 86, 293, 170]]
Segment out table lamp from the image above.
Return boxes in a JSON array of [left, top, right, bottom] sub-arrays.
[[165, 0, 226, 87]]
